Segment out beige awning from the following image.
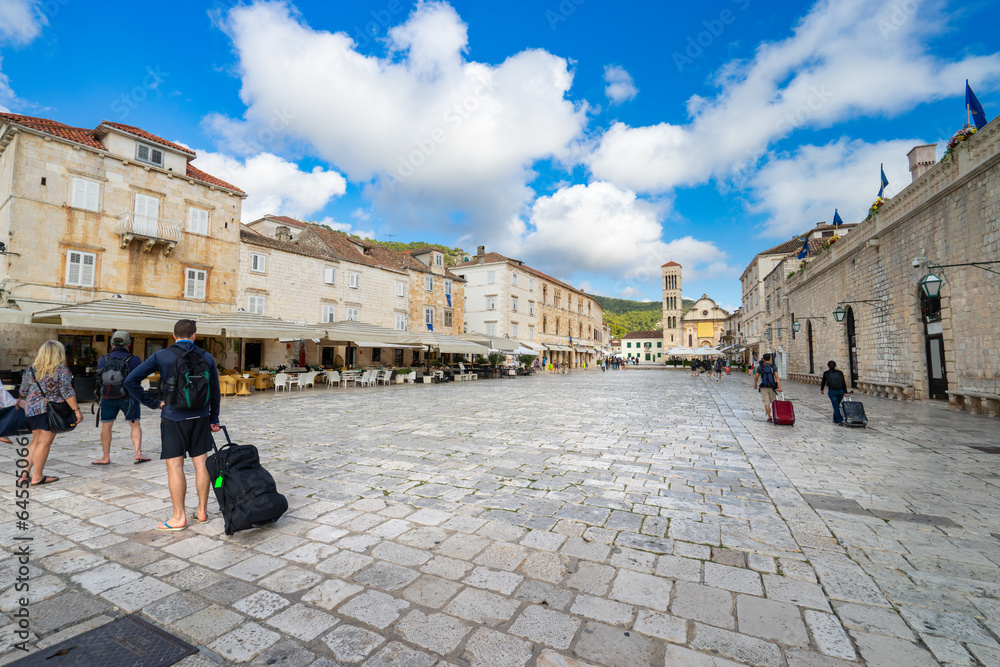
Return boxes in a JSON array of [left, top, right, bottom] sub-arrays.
[[321, 321, 424, 346], [545, 343, 573, 352], [415, 331, 489, 355], [461, 333, 518, 352], [28, 298, 219, 335], [200, 312, 324, 339], [519, 341, 547, 352]]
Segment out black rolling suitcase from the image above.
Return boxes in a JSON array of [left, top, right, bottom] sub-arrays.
[[840, 393, 868, 427], [207, 426, 288, 535]]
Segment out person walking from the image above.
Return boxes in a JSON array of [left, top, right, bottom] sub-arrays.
[[714, 357, 724, 381], [690, 359, 699, 377], [93, 331, 149, 465], [17, 340, 83, 485], [820, 360, 848, 424], [125, 319, 221, 531], [753, 353, 781, 422]]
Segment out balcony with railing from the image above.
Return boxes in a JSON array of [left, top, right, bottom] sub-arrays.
[[114, 212, 181, 255]]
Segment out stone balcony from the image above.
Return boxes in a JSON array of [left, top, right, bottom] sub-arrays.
[[114, 212, 181, 255]]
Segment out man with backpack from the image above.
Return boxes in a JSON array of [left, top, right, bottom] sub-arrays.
[[93, 331, 147, 465], [754, 353, 782, 422], [125, 319, 221, 531]]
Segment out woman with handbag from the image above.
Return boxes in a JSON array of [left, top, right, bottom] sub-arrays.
[[17, 340, 82, 486]]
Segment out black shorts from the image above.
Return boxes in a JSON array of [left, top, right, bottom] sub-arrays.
[[160, 417, 213, 460]]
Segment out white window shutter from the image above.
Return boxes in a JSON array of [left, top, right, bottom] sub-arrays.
[[197, 271, 206, 298], [86, 181, 99, 211], [72, 179, 86, 208], [67, 252, 81, 285], [151, 148, 163, 165], [137, 144, 149, 161], [81, 254, 96, 286]]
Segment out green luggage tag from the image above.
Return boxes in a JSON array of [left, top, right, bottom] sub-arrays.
[[214, 475, 223, 488]]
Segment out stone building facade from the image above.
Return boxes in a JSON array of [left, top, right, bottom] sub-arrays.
[[621, 330, 664, 363], [783, 120, 1000, 415], [454, 247, 604, 368], [0, 113, 244, 368], [682, 295, 730, 349]]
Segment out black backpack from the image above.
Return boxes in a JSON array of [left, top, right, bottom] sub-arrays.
[[98, 355, 133, 400], [163, 345, 212, 410], [207, 427, 288, 535], [759, 362, 777, 388]]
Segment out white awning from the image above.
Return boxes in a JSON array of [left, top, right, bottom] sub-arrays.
[[29, 298, 219, 335], [461, 333, 518, 352], [200, 312, 324, 339], [414, 331, 489, 355], [545, 343, 573, 352], [519, 341, 547, 352], [322, 321, 423, 346], [355, 342, 423, 349]]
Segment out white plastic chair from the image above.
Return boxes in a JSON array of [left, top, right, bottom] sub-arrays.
[[300, 371, 317, 389], [326, 370, 341, 387], [274, 373, 289, 392], [377, 370, 391, 385], [359, 370, 376, 387]]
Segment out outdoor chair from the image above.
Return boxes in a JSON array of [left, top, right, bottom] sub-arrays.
[[359, 370, 377, 387], [299, 371, 318, 389], [377, 370, 392, 385], [458, 362, 477, 381], [325, 370, 342, 387], [219, 375, 237, 396]]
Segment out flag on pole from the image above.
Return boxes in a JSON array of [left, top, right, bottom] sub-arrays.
[[966, 80, 988, 130], [832, 209, 844, 226], [797, 237, 810, 260], [878, 164, 888, 198]]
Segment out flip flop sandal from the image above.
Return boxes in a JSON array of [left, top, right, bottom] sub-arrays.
[[191, 512, 209, 524], [31, 476, 59, 485], [156, 521, 187, 531], [92, 461, 110, 465], [134, 457, 152, 464]]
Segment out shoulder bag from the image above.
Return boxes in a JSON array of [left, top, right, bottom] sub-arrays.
[[32, 369, 78, 434]]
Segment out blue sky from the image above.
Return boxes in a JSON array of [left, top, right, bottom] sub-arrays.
[[2, 0, 998, 309]]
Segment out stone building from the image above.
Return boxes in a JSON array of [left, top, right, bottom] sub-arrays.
[[762, 258, 794, 377], [245, 214, 309, 242], [621, 330, 664, 363], [0, 113, 244, 368], [681, 295, 730, 349], [454, 247, 604, 368], [783, 120, 1000, 416], [661, 261, 683, 349]]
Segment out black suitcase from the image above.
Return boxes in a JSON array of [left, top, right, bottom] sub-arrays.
[[207, 426, 288, 535], [840, 393, 868, 427]]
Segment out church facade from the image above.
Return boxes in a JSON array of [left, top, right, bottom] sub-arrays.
[[660, 262, 730, 351]]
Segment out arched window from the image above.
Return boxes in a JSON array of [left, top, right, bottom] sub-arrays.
[[688, 334, 692, 347]]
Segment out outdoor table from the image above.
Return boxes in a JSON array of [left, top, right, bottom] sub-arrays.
[[235, 376, 254, 396], [341, 371, 360, 386]]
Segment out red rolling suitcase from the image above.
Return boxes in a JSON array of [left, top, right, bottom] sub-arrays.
[[771, 392, 795, 425]]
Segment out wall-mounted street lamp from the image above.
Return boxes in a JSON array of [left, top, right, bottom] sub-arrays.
[[919, 273, 942, 299], [833, 306, 846, 322], [791, 316, 827, 332], [833, 299, 884, 322]]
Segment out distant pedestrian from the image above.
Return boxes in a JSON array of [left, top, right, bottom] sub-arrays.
[[820, 360, 848, 424], [125, 319, 221, 531], [714, 357, 724, 381], [93, 331, 148, 465], [18, 340, 83, 486], [601, 359, 606, 372], [690, 359, 699, 377], [754, 353, 781, 422], [0, 385, 29, 444]]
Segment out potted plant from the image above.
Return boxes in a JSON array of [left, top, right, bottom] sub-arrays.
[[395, 368, 413, 384]]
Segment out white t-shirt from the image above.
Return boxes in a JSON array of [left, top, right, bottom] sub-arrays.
[[0, 386, 16, 409]]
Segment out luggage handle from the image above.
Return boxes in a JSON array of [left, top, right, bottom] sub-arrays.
[[210, 424, 235, 489]]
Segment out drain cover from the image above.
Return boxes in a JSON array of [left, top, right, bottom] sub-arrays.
[[9, 615, 197, 666]]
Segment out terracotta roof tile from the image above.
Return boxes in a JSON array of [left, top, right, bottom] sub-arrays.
[[0, 112, 106, 150], [661, 261, 681, 267], [186, 163, 245, 195], [622, 330, 664, 339], [257, 215, 309, 229], [98, 121, 196, 156], [240, 226, 338, 261]]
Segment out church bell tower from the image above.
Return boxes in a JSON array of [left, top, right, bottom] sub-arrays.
[[662, 262, 683, 349]]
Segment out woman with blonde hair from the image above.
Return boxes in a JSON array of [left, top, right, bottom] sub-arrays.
[[17, 340, 82, 485]]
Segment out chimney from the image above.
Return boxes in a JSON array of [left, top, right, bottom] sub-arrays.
[[476, 245, 485, 264], [907, 144, 936, 182], [275, 225, 292, 242]]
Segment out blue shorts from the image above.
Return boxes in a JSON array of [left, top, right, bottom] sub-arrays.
[[100, 396, 140, 423]]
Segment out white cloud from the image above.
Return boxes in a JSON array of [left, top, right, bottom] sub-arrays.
[[0, 0, 47, 111], [314, 217, 376, 241], [588, 0, 1000, 193], [619, 286, 642, 299], [514, 181, 736, 288], [749, 137, 921, 237], [212, 1, 588, 241], [603, 65, 637, 105], [189, 150, 347, 223]]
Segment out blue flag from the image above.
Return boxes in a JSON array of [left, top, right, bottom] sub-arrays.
[[878, 164, 888, 198], [832, 209, 844, 226], [446, 293, 451, 307], [427, 323, 433, 332], [797, 237, 810, 260], [967, 80, 988, 130]]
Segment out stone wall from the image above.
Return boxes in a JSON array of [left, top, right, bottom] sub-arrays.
[[785, 119, 1000, 410]]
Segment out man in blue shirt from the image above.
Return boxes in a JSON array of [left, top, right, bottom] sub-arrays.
[[125, 319, 221, 531], [93, 331, 147, 465]]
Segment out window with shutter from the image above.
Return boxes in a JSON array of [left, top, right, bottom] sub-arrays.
[[512, 297, 518, 312], [136, 143, 163, 166], [487, 271, 496, 284], [425, 275, 433, 291], [424, 308, 434, 327], [511, 323, 518, 338], [185, 269, 206, 299], [72, 178, 100, 211], [444, 310, 453, 327], [248, 295, 265, 315], [395, 313, 407, 330], [65, 251, 96, 287], [444, 280, 452, 295], [528, 326, 534, 340], [322, 305, 337, 322], [188, 207, 209, 235], [347, 308, 359, 321], [250, 253, 267, 273], [348, 273, 360, 289], [396, 282, 405, 297], [134, 194, 160, 237], [486, 322, 496, 336], [487, 297, 496, 310], [324, 268, 336, 285]]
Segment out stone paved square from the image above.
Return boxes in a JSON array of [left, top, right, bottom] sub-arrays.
[[4, 371, 998, 665]]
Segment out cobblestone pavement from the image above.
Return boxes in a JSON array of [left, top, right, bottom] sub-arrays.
[[3, 369, 1000, 666]]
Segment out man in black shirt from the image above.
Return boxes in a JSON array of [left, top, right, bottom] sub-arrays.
[[820, 360, 848, 424]]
